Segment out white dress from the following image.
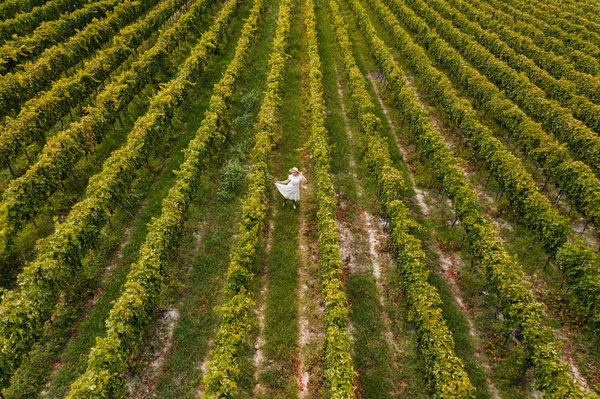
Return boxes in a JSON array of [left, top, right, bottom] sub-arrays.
[[275, 174, 306, 201]]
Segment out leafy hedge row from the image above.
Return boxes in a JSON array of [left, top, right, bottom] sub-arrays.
[[507, 0, 600, 50], [0, 0, 186, 169], [544, 0, 600, 29], [0, 0, 240, 389], [0, 0, 95, 60], [0, 0, 157, 117], [371, 0, 600, 327], [484, 0, 600, 66], [529, 0, 600, 37], [386, 0, 600, 239], [422, 0, 600, 137], [342, 0, 596, 396], [64, 0, 265, 396], [445, 0, 600, 106], [471, 0, 600, 77], [305, 0, 355, 396], [0, 0, 83, 45], [329, 1, 474, 397], [0, 0, 46, 21], [398, 0, 600, 179], [201, 1, 292, 397], [374, 0, 600, 242], [0, 0, 214, 264]]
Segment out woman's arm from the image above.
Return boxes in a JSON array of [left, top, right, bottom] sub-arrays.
[[276, 178, 291, 184]]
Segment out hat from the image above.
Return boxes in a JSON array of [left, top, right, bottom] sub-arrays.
[[291, 167, 299, 173]]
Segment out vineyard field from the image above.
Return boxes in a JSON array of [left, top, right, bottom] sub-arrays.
[[2, 0, 600, 398]]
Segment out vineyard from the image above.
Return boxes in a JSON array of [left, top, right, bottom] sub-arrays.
[[2, 0, 600, 397]]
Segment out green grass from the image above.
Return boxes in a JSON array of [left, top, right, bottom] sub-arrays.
[[2, 1, 258, 396], [256, 0, 303, 396], [146, 0, 287, 396], [0, 2, 221, 288], [313, 1, 432, 397]]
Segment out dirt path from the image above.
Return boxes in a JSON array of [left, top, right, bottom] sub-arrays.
[[366, 72, 503, 399]]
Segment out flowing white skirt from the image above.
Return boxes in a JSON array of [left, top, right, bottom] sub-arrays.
[[276, 181, 301, 201]]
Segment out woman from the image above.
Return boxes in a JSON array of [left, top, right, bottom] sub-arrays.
[[275, 167, 307, 209]]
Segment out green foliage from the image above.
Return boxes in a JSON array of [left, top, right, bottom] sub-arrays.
[[0, 0, 158, 118], [398, 0, 600, 178], [377, 0, 600, 334], [201, 0, 292, 396], [305, 0, 356, 396], [217, 158, 247, 201], [0, 0, 109, 69], [0, 0, 243, 390], [507, 0, 600, 50], [337, 0, 598, 396], [0, 0, 211, 264], [476, 0, 600, 76], [329, 1, 474, 397], [63, 3, 266, 394], [445, 0, 600, 104], [484, 0, 600, 74], [0, 0, 47, 22]]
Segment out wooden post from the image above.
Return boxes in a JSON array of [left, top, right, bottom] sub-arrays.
[[6, 161, 15, 177]]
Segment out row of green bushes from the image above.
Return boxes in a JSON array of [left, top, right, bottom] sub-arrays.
[[0, 0, 214, 264], [346, 0, 596, 396], [529, 0, 600, 37], [0, 0, 187, 168], [444, 0, 600, 106], [201, 0, 293, 397], [484, 0, 600, 68], [372, 0, 600, 328], [0, 0, 157, 117], [475, 0, 600, 76], [422, 0, 600, 136], [542, 0, 600, 30], [0, 0, 86, 45], [508, 0, 600, 50], [305, 0, 356, 396], [398, 0, 600, 178], [330, 1, 474, 397], [0, 0, 108, 70], [0, 0, 239, 389], [64, 0, 265, 395], [0, 0, 46, 22]]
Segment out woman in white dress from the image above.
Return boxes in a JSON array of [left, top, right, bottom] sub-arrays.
[[275, 167, 307, 209]]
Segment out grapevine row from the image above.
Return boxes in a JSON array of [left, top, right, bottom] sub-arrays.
[[0, 0, 187, 173], [341, 0, 596, 396], [521, 0, 600, 38], [398, 0, 600, 177], [506, 0, 600, 50], [374, 0, 600, 239], [444, 0, 600, 106], [305, 0, 355, 396], [544, 0, 600, 27], [486, 0, 600, 64], [0, 0, 216, 264], [201, 0, 292, 396], [0, 0, 46, 21], [0, 0, 239, 388], [0, 0, 158, 118], [0, 0, 117, 74], [0, 0, 88, 47], [64, 0, 264, 395], [329, 1, 474, 396], [479, 0, 600, 76], [370, 0, 600, 325], [422, 0, 600, 137]]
